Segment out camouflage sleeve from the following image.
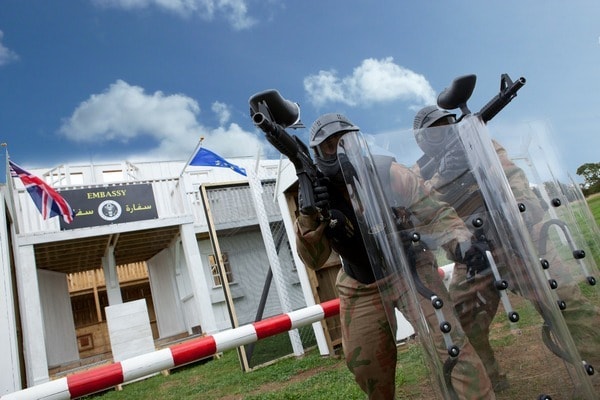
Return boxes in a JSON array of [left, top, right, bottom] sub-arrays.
[[409, 163, 434, 192], [389, 162, 472, 249], [494, 140, 545, 227], [294, 213, 332, 270]]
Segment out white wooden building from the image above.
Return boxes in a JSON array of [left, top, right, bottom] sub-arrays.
[[0, 157, 330, 395]]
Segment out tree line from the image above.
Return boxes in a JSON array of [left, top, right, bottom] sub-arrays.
[[577, 162, 600, 196]]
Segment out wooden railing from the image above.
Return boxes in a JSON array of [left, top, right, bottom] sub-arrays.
[[67, 262, 149, 294]]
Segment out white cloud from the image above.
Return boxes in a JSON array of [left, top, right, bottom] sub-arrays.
[[211, 101, 231, 126], [207, 122, 263, 158], [216, 0, 255, 30], [92, 0, 256, 30], [92, 0, 199, 14], [59, 80, 264, 161], [304, 57, 436, 108], [0, 31, 19, 66]]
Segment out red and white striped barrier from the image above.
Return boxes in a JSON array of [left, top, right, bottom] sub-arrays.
[[2, 299, 340, 400]]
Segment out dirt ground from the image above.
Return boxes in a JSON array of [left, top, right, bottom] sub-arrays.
[[402, 294, 600, 399]]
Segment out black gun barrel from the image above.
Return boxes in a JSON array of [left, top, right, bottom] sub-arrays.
[[478, 77, 526, 123], [250, 93, 325, 218], [252, 112, 304, 165]]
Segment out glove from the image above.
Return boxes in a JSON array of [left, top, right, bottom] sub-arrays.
[[298, 178, 329, 215], [325, 209, 355, 241], [313, 178, 330, 211], [438, 146, 467, 180], [460, 240, 492, 279]]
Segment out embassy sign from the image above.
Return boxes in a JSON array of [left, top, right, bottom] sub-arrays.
[[59, 183, 158, 230]]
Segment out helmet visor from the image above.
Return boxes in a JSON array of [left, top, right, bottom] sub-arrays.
[[414, 122, 459, 156], [415, 126, 446, 146], [420, 113, 456, 130], [315, 132, 343, 161], [311, 121, 359, 147]]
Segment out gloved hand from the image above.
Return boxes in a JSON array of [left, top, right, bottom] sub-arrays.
[[298, 177, 329, 215], [438, 146, 467, 180], [325, 209, 355, 241], [313, 178, 330, 211], [460, 240, 492, 279]]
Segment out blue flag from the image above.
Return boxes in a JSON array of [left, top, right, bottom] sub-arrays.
[[189, 148, 247, 176]]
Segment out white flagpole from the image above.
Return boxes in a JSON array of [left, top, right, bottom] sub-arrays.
[[172, 136, 204, 197], [2, 143, 12, 190], [273, 153, 284, 203], [178, 136, 205, 178], [2, 143, 8, 183], [2, 143, 21, 233]]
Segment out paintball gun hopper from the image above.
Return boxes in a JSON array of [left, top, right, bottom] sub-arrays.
[[249, 89, 301, 129]]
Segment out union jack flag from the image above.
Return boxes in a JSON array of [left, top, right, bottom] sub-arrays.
[[9, 160, 74, 224]]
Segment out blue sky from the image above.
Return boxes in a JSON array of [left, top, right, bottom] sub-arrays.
[[1, 1, 599, 184]]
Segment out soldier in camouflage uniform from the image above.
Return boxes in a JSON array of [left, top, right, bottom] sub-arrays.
[[295, 113, 496, 399], [411, 105, 600, 391]]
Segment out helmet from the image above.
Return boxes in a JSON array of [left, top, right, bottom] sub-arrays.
[[413, 106, 457, 156], [310, 113, 360, 179], [413, 105, 456, 130], [310, 113, 360, 147]]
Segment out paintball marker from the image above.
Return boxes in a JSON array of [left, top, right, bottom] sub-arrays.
[[249, 89, 327, 218], [418, 73, 526, 182], [437, 73, 526, 122]]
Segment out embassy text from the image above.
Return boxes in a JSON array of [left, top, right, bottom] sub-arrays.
[[86, 190, 127, 200]]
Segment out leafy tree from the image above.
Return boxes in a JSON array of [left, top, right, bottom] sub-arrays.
[[576, 162, 600, 196]]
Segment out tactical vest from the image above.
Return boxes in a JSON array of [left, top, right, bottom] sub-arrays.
[[327, 155, 397, 284]]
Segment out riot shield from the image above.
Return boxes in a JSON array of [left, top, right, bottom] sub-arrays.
[[491, 119, 600, 287], [338, 131, 478, 400], [337, 115, 598, 399], [490, 119, 600, 380]]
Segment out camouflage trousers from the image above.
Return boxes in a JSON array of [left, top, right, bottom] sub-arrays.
[[337, 255, 495, 400]]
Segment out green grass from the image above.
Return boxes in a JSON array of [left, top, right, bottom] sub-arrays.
[[83, 348, 364, 400], [84, 342, 432, 400], [580, 194, 600, 304], [82, 350, 339, 400], [587, 194, 600, 223], [246, 326, 316, 368]]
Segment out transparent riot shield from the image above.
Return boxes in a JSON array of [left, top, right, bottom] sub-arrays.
[[338, 131, 474, 400], [490, 120, 600, 286], [489, 119, 600, 381], [338, 115, 598, 399]]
